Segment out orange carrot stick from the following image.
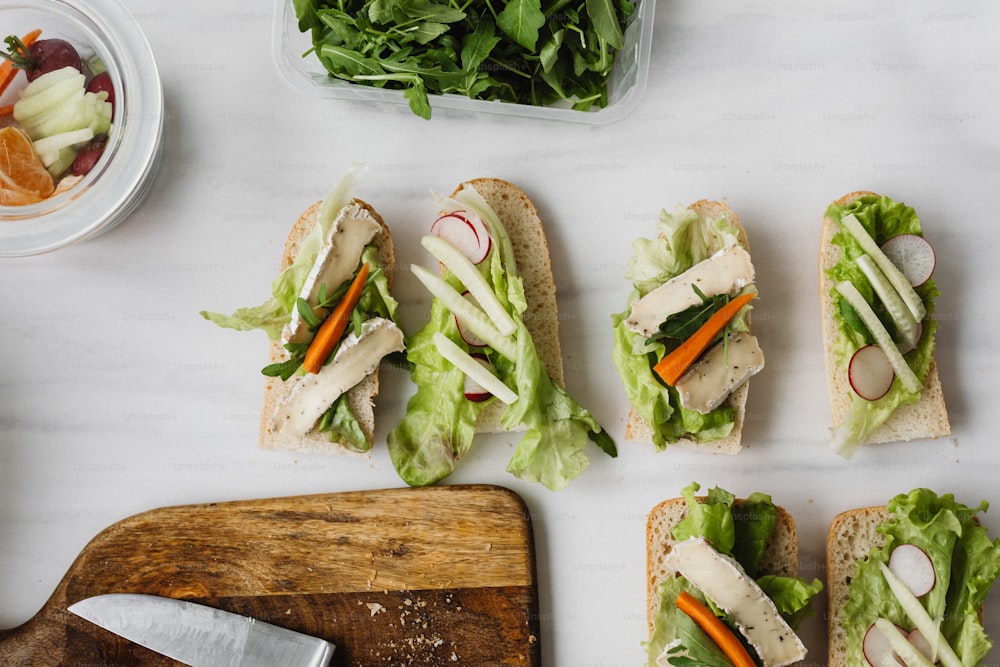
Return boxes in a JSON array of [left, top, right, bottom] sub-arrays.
[[675, 591, 756, 667], [0, 103, 14, 116], [302, 262, 370, 374], [653, 291, 755, 386], [0, 29, 43, 98]]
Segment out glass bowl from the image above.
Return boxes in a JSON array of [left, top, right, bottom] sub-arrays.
[[0, 0, 164, 258], [272, 0, 654, 124]]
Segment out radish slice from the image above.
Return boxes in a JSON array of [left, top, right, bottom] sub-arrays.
[[430, 211, 491, 264], [464, 354, 493, 402], [456, 291, 487, 347], [864, 622, 906, 667], [849, 344, 895, 401], [906, 629, 939, 663], [888, 544, 936, 598], [881, 234, 936, 287]]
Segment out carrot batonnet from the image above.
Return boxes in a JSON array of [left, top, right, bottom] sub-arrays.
[[302, 261, 370, 374], [0, 29, 43, 98], [675, 591, 757, 667], [653, 291, 755, 386]]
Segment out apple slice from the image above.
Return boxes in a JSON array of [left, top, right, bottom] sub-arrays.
[[881, 234, 936, 287], [888, 544, 936, 598], [849, 344, 895, 401], [430, 211, 491, 264]]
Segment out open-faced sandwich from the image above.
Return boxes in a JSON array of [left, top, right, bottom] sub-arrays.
[[613, 200, 763, 454], [201, 168, 403, 454], [645, 482, 822, 666], [827, 488, 1000, 667], [819, 192, 950, 457], [388, 178, 616, 490]]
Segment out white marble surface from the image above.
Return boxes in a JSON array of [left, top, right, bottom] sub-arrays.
[[2, 1, 1000, 664]]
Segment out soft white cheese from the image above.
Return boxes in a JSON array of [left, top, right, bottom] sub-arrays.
[[283, 201, 382, 345], [625, 245, 755, 338], [664, 537, 806, 667], [272, 318, 404, 437], [675, 332, 764, 414]]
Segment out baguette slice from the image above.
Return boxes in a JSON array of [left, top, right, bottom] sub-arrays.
[[447, 178, 564, 433], [825, 505, 890, 667], [645, 494, 799, 636], [259, 198, 397, 454], [625, 200, 754, 454], [818, 191, 950, 446]]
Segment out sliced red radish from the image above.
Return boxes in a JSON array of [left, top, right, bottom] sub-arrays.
[[430, 211, 492, 264], [906, 628, 939, 663], [455, 291, 487, 347], [864, 622, 906, 667], [888, 544, 936, 598], [463, 353, 494, 402], [880, 234, 936, 287], [849, 344, 896, 401]]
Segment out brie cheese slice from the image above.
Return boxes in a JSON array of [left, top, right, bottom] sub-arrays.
[[272, 318, 404, 437], [625, 245, 755, 338], [675, 332, 764, 414], [283, 201, 381, 345], [664, 537, 806, 667]]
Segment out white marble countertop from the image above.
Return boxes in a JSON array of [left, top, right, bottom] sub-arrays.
[[3, 1, 1000, 664]]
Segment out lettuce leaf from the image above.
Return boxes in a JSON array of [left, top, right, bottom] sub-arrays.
[[200, 165, 368, 340], [825, 195, 940, 455], [841, 489, 1000, 667], [612, 205, 748, 448], [388, 186, 614, 490]]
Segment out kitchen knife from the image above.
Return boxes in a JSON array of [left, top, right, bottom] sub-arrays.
[[68, 593, 335, 667]]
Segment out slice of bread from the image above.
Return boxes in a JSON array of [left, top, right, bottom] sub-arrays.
[[447, 178, 564, 434], [825, 505, 890, 667], [818, 191, 950, 446], [258, 198, 396, 454], [645, 495, 799, 635], [625, 199, 754, 454]]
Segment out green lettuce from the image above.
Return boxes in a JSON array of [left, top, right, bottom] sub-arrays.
[[841, 489, 1000, 666], [611, 206, 752, 449], [200, 167, 367, 340], [644, 482, 823, 666], [825, 195, 940, 456], [387, 186, 615, 491]]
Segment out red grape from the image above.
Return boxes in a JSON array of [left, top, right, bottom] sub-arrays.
[[26, 39, 82, 80], [87, 71, 115, 110], [70, 136, 108, 177]]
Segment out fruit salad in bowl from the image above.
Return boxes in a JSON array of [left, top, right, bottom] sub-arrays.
[[0, 0, 163, 258]]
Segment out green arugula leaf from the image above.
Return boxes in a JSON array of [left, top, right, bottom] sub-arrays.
[[497, 0, 546, 51], [586, 0, 624, 49]]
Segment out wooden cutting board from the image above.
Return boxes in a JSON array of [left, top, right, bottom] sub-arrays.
[[0, 484, 540, 666]]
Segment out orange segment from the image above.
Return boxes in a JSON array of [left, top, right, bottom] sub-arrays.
[[0, 126, 55, 205]]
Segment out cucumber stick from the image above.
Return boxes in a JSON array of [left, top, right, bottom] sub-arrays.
[[410, 264, 518, 360], [836, 281, 921, 393], [855, 254, 920, 350], [841, 213, 926, 321], [879, 563, 962, 667], [432, 333, 518, 404]]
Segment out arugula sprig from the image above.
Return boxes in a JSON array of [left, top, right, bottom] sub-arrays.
[[294, 0, 634, 118]]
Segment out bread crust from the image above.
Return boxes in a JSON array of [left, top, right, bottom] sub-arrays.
[[825, 505, 890, 667], [625, 199, 753, 454], [818, 191, 950, 446], [448, 178, 564, 434], [645, 495, 799, 636], [258, 198, 396, 454]]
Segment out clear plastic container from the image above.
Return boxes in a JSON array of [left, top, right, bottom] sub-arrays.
[[0, 0, 164, 258], [272, 0, 654, 124]]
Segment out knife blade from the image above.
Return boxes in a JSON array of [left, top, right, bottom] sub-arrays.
[[67, 593, 335, 667]]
